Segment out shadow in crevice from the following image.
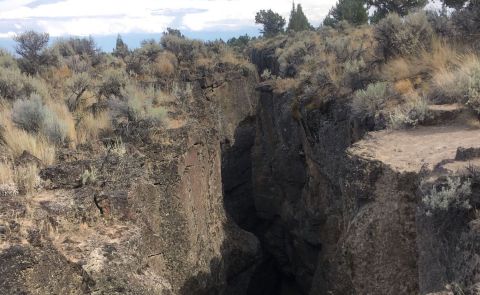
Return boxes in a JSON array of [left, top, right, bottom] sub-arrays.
[[179, 116, 303, 295]]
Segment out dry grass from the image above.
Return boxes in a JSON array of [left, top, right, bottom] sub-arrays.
[[382, 58, 412, 81], [0, 107, 55, 165], [394, 79, 414, 95], [154, 52, 177, 78], [274, 78, 300, 94], [0, 162, 14, 184], [47, 100, 76, 145], [195, 57, 213, 68], [14, 163, 40, 195], [77, 111, 111, 144]]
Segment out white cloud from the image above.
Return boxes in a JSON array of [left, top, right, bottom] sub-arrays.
[[0, 0, 337, 37]]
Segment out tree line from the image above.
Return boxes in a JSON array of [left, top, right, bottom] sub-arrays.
[[254, 0, 475, 38]]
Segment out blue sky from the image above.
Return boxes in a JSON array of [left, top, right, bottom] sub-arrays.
[[0, 0, 337, 51]]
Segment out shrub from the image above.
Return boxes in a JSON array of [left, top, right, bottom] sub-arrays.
[[11, 94, 71, 144], [261, 69, 273, 80], [375, 12, 433, 60], [1, 109, 56, 165], [81, 168, 97, 186], [11, 94, 46, 133], [430, 55, 480, 110], [66, 72, 91, 111], [41, 108, 68, 144], [0, 162, 15, 185], [0, 50, 18, 69], [465, 62, 480, 113], [0, 67, 29, 100], [351, 82, 389, 118], [161, 34, 206, 63], [99, 68, 127, 98], [76, 112, 111, 144], [0, 162, 18, 197], [13, 31, 50, 74], [422, 176, 472, 214], [108, 85, 166, 124], [388, 95, 430, 129], [153, 52, 177, 78], [14, 163, 40, 195]]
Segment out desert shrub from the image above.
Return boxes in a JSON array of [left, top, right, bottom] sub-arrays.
[[465, 62, 480, 113], [0, 50, 18, 69], [0, 67, 29, 100], [66, 72, 91, 111], [11, 94, 71, 144], [388, 95, 430, 129], [81, 168, 97, 186], [430, 55, 480, 109], [351, 82, 389, 118], [14, 31, 52, 74], [11, 94, 46, 133], [375, 12, 433, 60], [161, 34, 206, 63], [0, 162, 18, 197], [109, 85, 166, 124], [0, 109, 55, 165], [261, 69, 274, 80], [77, 112, 111, 144], [99, 68, 127, 98], [422, 176, 472, 214], [276, 39, 309, 76], [14, 163, 40, 195], [153, 52, 177, 79], [41, 108, 68, 144]]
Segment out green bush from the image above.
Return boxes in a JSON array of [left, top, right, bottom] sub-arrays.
[[108, 85, 166, 124], [161, 34, 206, 63], [11, 94, 68, 144], [375, 12, 433, 60], [41, 109, 68, 144], [66, 72, 91, 111], [388, 95, 430, 129], [99, 68, 127, 98], [422, 176, 472, 214], [11, 94, 46, 133], [351, 82, 389, 118], [465, 64, 480, 113]]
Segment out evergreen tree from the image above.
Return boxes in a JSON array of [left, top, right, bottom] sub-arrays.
[[441, 0, 467, 8], [323, 0, 368, 26], [287, 3, 312, 32], [255, 9, 286, 37], [367, 0, 428, 23], [113, 34, 129, 59]]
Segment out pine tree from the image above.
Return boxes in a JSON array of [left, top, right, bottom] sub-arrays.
[[367, 0, 428, 23], [113, 34, 129, 59], [287, 3, 312, 32], [323, 0, 368, 27], [255, 9, 286, 37]]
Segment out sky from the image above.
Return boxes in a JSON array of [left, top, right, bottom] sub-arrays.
[[0, 0, 338, 51]]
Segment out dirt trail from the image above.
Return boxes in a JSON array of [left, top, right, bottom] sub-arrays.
[[350, 124, 480, 172]]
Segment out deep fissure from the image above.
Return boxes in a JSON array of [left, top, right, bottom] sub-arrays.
[[221, 116, 305, 295]]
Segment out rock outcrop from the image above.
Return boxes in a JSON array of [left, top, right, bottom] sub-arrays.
[[0, 64, 261, 294]]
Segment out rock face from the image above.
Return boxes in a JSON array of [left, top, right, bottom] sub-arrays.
[[0, 64, 261, 294], [250, 79, 480, 294]]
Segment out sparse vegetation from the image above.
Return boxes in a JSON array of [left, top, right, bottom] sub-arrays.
[[351, 82, 389, 118], [81, 168, 97, 186], [422, 176, 472, 214], [374, 12, 433, 60]]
